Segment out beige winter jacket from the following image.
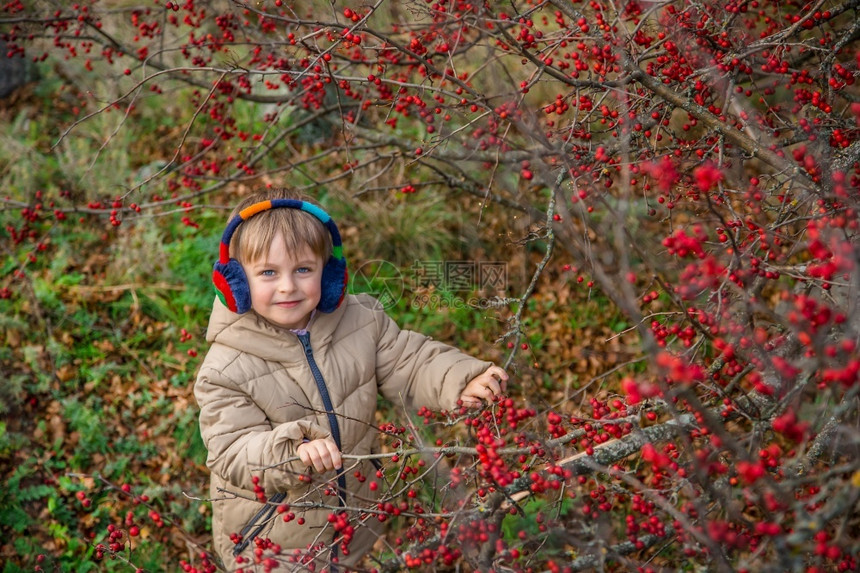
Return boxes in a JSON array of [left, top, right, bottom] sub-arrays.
[[194, 294, 492, 571]]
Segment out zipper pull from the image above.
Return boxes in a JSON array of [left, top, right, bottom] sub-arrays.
[[298, 332, 312, 353]]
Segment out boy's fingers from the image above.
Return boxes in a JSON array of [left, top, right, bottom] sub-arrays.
[[297, 445, 311, 467], [320, 441, 341, 471], [298, 442, 340, 472], [307, 451, 323, 472], [465, 385, 494, 405], [328, 443, 343, 470], [488, 366, 509, 391]]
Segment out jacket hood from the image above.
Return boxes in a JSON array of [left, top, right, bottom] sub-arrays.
[[204, 297, 345, 362]]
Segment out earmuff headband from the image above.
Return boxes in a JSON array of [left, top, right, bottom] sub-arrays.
[[218, 198, 344, 264]]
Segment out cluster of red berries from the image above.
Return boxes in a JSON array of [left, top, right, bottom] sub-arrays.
[[178, 552, 218, 573], [251, 474, 267, 503], [103, 524, 128, 554], [75, 489, 93, 508], [327, 511, 355, 554]]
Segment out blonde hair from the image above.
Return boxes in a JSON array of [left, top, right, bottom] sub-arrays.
[[228, 188, 333, 265]]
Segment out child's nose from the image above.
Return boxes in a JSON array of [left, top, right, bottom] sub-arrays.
[[278, 276, 295, 292]]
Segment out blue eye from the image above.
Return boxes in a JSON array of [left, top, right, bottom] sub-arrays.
[[261, 269, 276, 277], [296, 267, 311, 274]]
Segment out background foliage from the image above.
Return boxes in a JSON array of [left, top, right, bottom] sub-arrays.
[[2, 0, 859, 572]]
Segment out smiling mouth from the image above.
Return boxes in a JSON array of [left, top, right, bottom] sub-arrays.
[[276, 301, 302, 307]]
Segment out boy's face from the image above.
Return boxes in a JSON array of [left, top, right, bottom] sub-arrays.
[[244, 234, 324, 330]]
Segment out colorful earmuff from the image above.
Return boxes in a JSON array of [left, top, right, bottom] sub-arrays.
[[212, 198, 348, 314]]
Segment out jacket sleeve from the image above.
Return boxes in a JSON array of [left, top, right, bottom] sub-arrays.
[[194, 365, 332, 495], [370, 302, 493, 411]]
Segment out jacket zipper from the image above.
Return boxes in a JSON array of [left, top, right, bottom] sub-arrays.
[[298, 332, 347, 570], [232, 333, 346, 560], [297, 332, 345, 466]]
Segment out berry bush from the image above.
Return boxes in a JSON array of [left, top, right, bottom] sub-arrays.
[[2, 0, 859, 571]]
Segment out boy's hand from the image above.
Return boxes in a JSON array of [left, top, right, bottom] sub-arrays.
[[459, 365, 508, 408], [296, 438, 342, 473]]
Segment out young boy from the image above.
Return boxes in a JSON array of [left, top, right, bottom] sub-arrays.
[[194, 189, 508, 571]]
